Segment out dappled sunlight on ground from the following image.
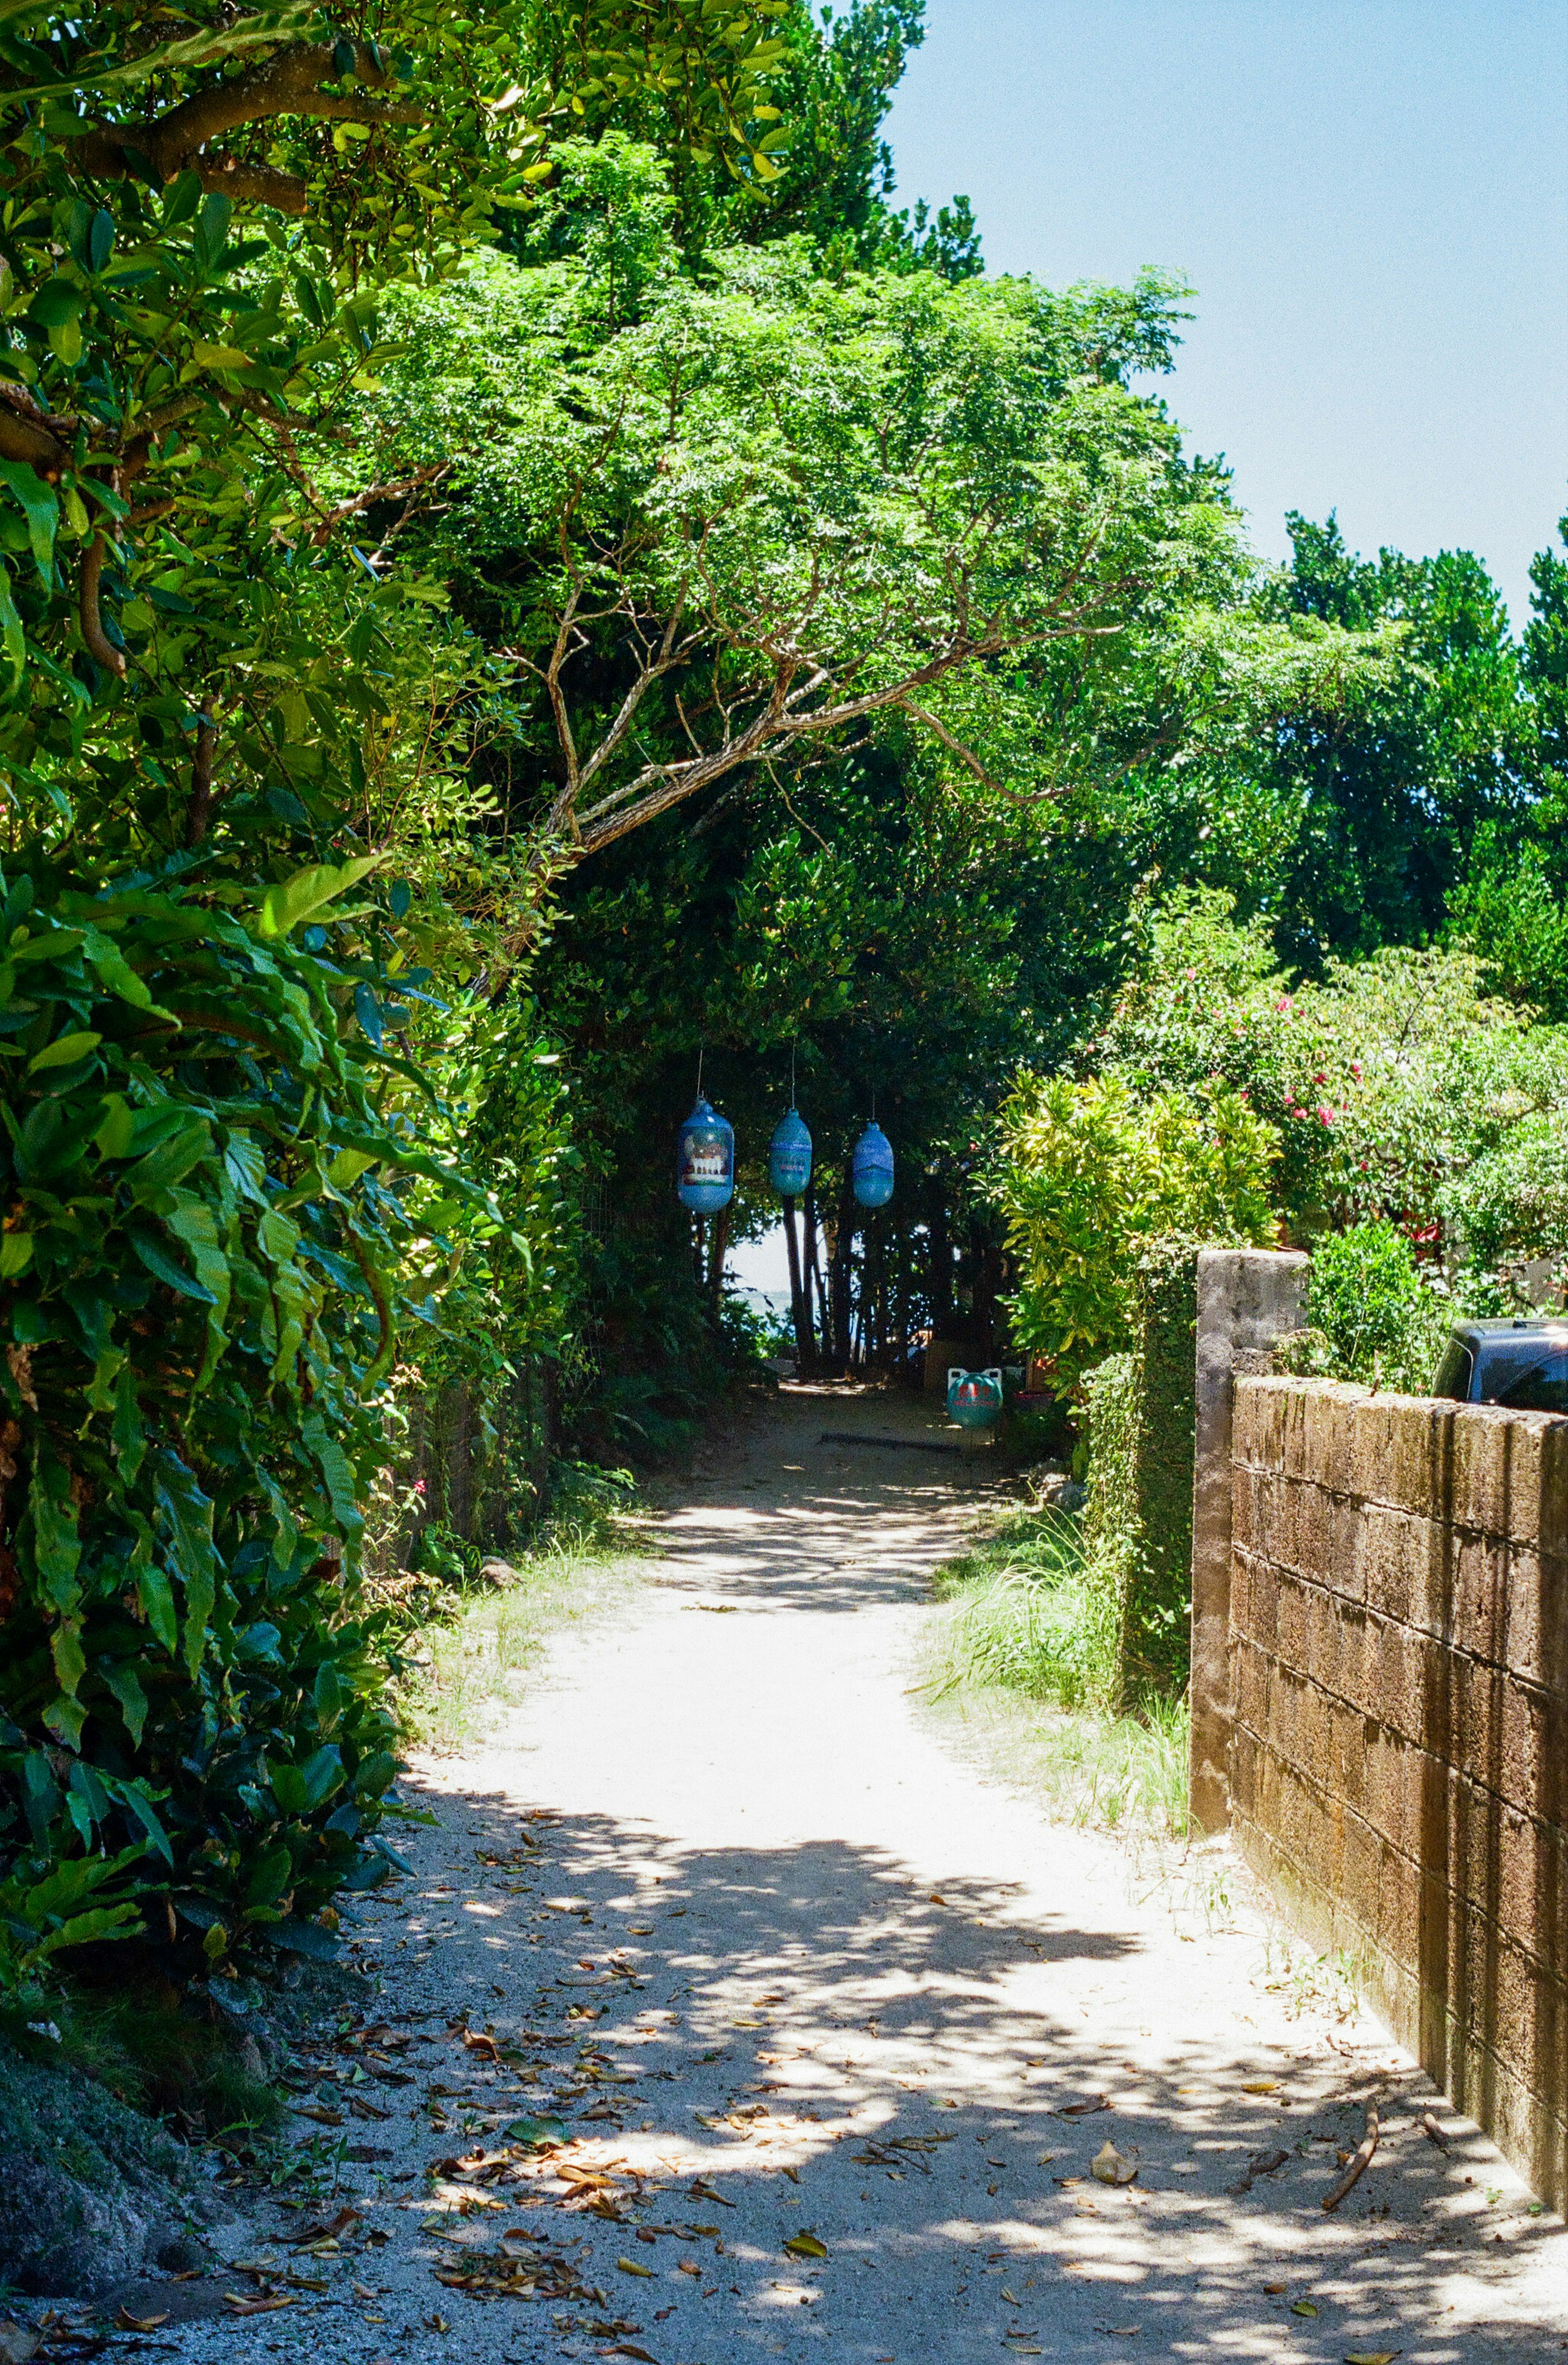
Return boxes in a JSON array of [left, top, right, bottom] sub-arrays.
[[140, 1385, 1568, 2362]]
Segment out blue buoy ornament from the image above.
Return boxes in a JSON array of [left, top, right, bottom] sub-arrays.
[[768, 1107, 813, 1198], [677, 1096, 735, 1213], [851, 1119, 894, 1209]]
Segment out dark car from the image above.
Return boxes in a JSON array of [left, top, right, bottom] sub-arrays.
[[1433, 1317, 1568, 1414]]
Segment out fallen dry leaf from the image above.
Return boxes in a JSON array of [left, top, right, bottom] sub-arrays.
[[224, 2293, 293, 2316], [1343, 2353, 1401, 2364], [1091, 2140, 1138, 2187], [617, 2256, 655, 2278], [0, 2327, 38, 2365], [1057, 2095, 1111, 2119], [783, 2230, 828, 2259], [1241, 2080, 1279, 2095], [1292, 2300, 1319, 2317], [115, 2309, 171, 2332]]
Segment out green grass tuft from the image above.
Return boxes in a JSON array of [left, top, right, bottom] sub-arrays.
[[922, 1498, 1192, 1839]]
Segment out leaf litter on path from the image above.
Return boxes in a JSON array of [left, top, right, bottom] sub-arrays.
[[1090, 2140, 1138, 2186]]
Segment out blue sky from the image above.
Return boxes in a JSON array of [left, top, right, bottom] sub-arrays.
[[884, 0, 1568, 628]]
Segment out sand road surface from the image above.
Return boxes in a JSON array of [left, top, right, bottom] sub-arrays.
[[127, 1383, 1568, 2363]]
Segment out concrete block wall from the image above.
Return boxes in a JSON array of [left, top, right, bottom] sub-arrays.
[[1229, 1376, 1568, 2211]]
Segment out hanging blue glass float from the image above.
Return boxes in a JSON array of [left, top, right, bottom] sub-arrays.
[[851, 1119, 894, 1209], [677, 1097, 735, 1214], [768, 1107, 813, 1198]]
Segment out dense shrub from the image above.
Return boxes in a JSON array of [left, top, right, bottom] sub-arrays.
[[996, 1071, 1275, 1386], [1299, 1219, 1447, 1392], [0, 857, 466, 1992]]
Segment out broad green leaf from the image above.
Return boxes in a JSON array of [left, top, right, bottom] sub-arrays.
[[137, 1564, 178, 1654], [49, 1612, 87, 1702], [103, 1660, 148, 1747], [112, 1362, 145, 1485], [0, 1231, 33, 1279], [30, 1456, 81, 1612], [0, 458, 60, 583], [189, 340, 254, 370], [327, 1147, 376, 1188], [257, 853, 385, 939], [128, 1227, 218, 1304], [28, 1029, 101, 1072], [270, 1915, 341, 1960], [302, 1410, 361, 1534], [0, 559, 24, 681], [166, 1197, 232, 1385], [94, 1096, 135, 1160], [81, 923, 160, 1012], [153, 1455, 218, 1676]]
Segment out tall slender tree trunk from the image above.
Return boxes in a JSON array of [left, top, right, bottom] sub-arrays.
[[804, 1181, 826, 1365], [783, 1197, 811, 1374], [830, 1174, 855, 1374], [929, 1186, 952, 1336], [707, 1205, 729, 1308], [893, 1224, 911, 1381]]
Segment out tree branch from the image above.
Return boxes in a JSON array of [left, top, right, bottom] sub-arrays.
[[184, 699, 218, 846], [78, 534, 125, 679], [306, 465, 451, 548], [78, 41, 425, 196]]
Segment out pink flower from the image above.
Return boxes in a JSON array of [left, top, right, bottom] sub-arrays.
[[1317, 1106, 1334, 1127]]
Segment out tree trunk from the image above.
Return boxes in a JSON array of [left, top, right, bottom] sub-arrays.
[[929, 1185, 952, 1336], [783, 1197, 811, 1374], [893, 1224, 911, 1381], [830, 1175, 855, 1374], [707, 1205, 729, 1308], [804, 1182, 826, 1365]]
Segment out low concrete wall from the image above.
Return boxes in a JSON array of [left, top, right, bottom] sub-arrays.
[[1228, 1377, 1568, 2210], [1189, 1249, 1309, 1831]]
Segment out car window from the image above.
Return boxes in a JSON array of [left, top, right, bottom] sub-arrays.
[[1489, 1351, 1568, 1414], [1433, 1339, 1474, 1400]]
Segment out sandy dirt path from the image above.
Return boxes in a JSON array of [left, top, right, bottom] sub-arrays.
[[148, 1383, 1567, 2364]]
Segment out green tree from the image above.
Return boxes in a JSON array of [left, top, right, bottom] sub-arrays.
[[1250, 514, 1528, 959]]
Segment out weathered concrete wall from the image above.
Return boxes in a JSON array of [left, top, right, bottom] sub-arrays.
[[1229, 1376, 1568, 2210], [1188, 1250, 1309, 1832]]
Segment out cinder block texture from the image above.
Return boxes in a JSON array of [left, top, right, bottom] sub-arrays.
[[1228, 1376, 1568, 2214], [1189, 1249, 1309, 1833]]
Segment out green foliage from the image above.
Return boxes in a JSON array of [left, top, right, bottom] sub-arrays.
[[0, 1842, 145, 1993], [1300, 1219, 1444, 1393], [928, 1506, 1105, 1708], [360, 174, 1246, 860], [1451, 826, 1568, 1021], [996, 1071, 1276, 1384], [1439, 1118, 1568, 1285], [0, 857, 473, 1983], [1250, 514, 1530, 958], [1090, 887, 1559, 1245], [1119, 1244, 1199, 1699], [1078, 1352, 1136, 1706]]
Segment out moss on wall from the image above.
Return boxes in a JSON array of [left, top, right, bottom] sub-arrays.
[[1080, 1243, 1200, 1708], [1119, 1241, 1200, 1702]]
